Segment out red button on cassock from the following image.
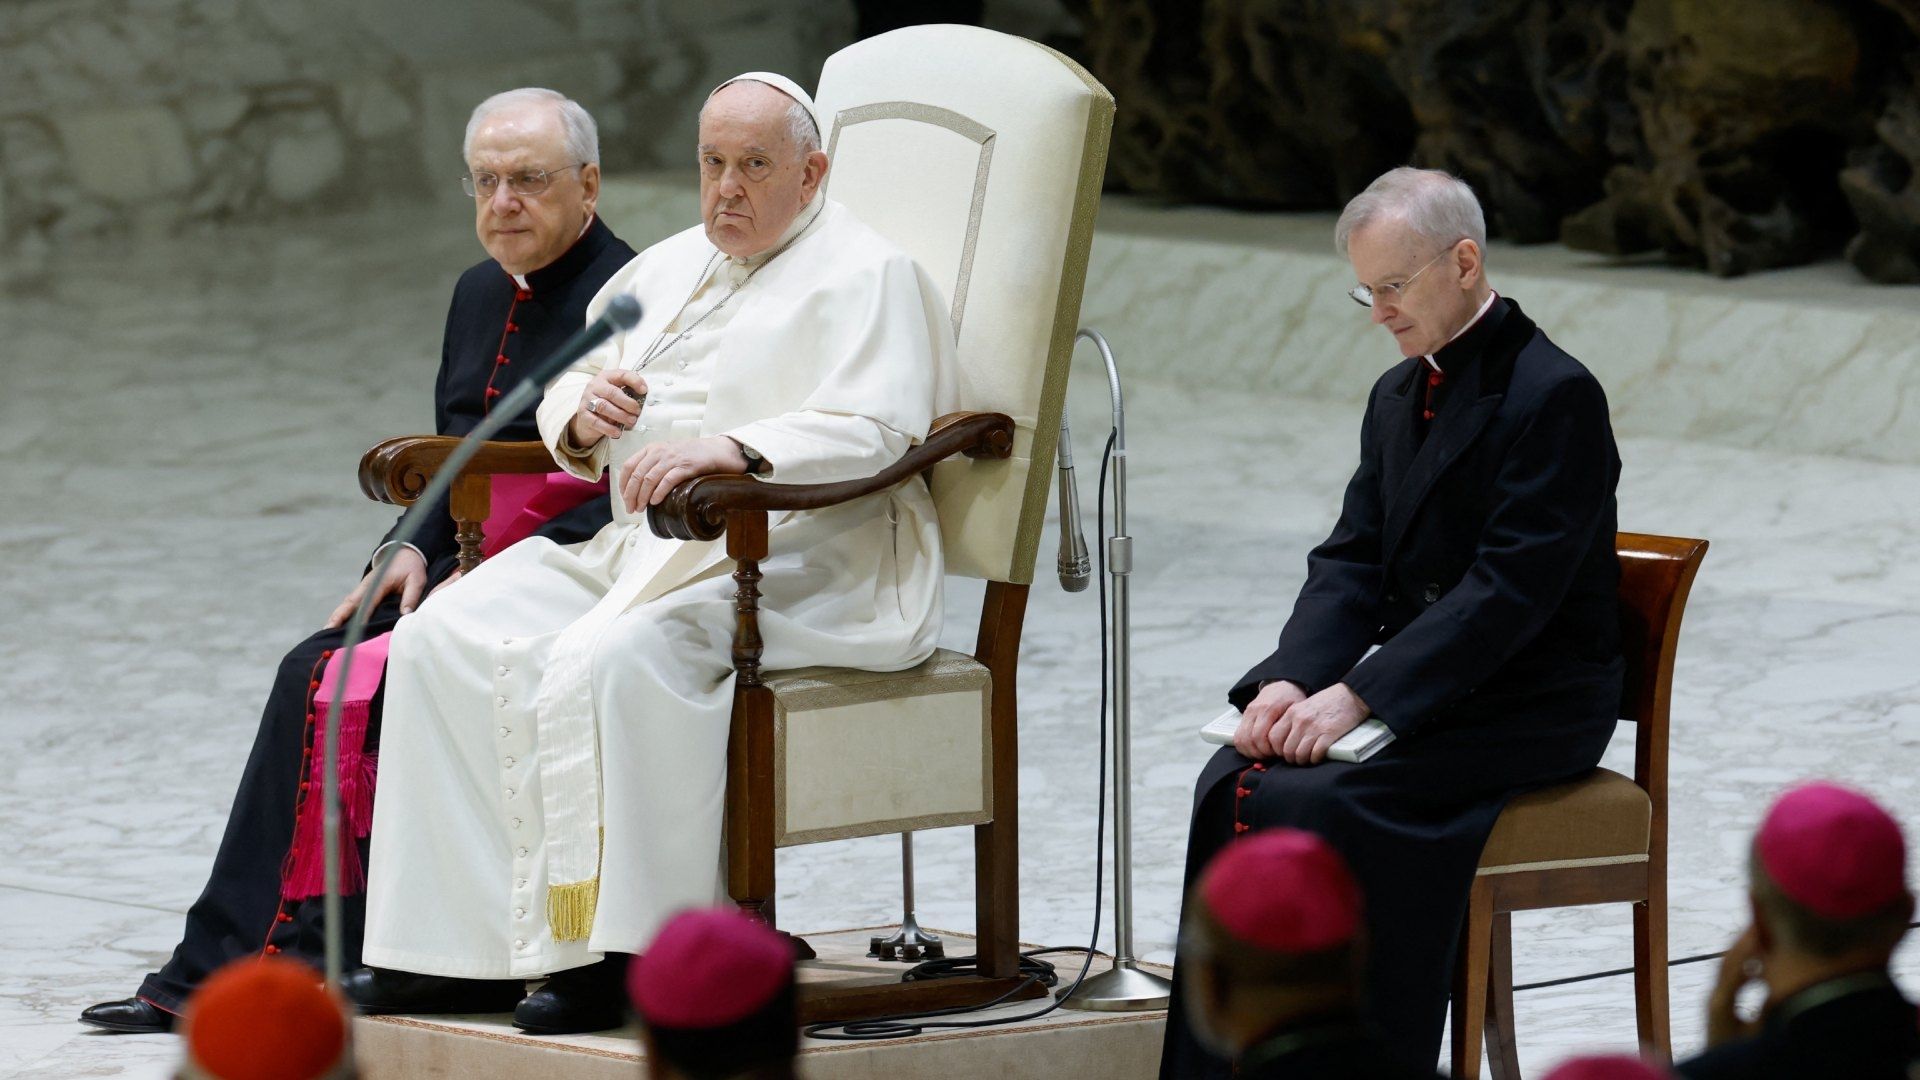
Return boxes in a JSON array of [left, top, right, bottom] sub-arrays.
[[264, 945, 280, 955], [1234, 822, 1252, 834], [485, 386, 502, 399], [515, 289, 532, 301], [495, 354, 509, 366], [506, 322, 519, 333], [1236, 787, 1251, 798], [278, 913, 293, 923]]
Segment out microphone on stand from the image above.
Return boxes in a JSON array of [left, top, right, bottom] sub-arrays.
[[1056, 410, 1091, 592]]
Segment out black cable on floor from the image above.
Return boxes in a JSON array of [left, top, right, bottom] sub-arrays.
[[1511, 919, 1920, 994], [802, 431, 1121, 1041]]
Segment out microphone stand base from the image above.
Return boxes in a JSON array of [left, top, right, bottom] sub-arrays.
[[1054, 961, 1172, 1012], [867, 915, 945, 963]]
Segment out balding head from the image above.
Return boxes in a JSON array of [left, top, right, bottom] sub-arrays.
[[697, 78, 829, 259]]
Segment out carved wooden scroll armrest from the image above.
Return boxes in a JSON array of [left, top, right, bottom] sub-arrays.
[[357, 436, 559, 506], [648, 411, 1016, 542], [357, 436, 566, 574]]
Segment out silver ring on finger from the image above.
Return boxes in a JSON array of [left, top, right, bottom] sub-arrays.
[[587, 396, 601, 416]]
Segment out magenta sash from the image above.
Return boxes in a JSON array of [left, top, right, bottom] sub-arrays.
[[281, 471, 606, 900]]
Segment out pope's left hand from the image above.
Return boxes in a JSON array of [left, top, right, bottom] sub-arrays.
[[619, 436, 751, 513], [1271, 683, 1370, 766]]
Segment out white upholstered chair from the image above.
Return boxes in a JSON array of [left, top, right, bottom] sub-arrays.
[[360, 24, 1114, 1023], [648, 25, 1114, 1021]]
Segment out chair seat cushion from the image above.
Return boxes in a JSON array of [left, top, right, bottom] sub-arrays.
[[767, 648, 993, 847], [1476, 768, 1651, 874]]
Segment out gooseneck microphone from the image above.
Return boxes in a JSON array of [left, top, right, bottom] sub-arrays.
[[1056, 410, 1092, 592], [318, 292, 642, 987], [533, 294, 644, 386]]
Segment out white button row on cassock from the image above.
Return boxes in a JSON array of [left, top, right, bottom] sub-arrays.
[[497, 639, 537, 946]]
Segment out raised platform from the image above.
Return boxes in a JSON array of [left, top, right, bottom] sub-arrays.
[[600, 175, 1920, 465], [354, 928, 1167, 1080]]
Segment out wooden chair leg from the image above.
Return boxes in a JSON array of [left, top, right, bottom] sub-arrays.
[[1451, 879, 1494, 1080], [726, 685, 777, 923], [725, 511, 778, 931], [1485, 911, 1521, 1080], [973, 582, 1027, 980], [1633, 893, 1672, 1060]]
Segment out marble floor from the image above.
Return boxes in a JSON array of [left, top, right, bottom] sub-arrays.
[[2, 201, 1916, 1078]]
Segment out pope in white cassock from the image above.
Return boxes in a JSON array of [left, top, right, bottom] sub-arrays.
[[344, 72, 960, 1035]]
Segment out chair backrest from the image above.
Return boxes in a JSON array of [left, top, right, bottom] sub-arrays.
[[814, 26, 1114, 586], [1615, 532, 1709, 802]]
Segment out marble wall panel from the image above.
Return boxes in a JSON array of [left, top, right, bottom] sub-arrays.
[[598, 172, 1920, 465], [0, 0, 856, 284]]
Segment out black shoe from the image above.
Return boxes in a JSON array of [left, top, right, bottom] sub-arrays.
[[340, 966, 525, 1015], [512, 956, 630, 1035], [79, 997, 176, 1034]]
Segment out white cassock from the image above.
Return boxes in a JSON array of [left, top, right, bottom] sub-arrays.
[[363, 197, 959, 979]]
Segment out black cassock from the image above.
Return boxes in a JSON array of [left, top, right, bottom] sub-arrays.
[[1676, 974, 1920, 1080], [1160, 298, 1625, 1075], [135, 218, 635, 1014], [1231, 1011, 1446, 1079]]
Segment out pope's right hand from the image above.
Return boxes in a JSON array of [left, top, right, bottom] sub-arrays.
[[1233, 679, 1310, 760], [568, 369, 649, 448], [327, 545, 429, 628]]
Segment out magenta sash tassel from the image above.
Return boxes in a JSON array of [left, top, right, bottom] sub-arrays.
[[282, 634, 390, 901]]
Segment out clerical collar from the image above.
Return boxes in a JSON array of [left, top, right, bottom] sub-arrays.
[[1236, 1009, 1374, 1071], [509, 215, 608, 296], [724, 198, 826, 277], [1423, 290, 1500, 374], [1768, 970, 1898, 1030]]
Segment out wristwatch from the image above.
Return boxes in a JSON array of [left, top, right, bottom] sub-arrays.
[[728, 436, 767, 474]]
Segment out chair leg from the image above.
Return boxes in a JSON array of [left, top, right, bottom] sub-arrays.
[[726, 686, 778, 927], [1451, 879, 1494, 1080], [1484, 911, 1521, 1080], [1633, 894, 1672, 1060]]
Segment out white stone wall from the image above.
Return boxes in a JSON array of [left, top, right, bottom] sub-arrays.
[[0, 0, 856, 276]]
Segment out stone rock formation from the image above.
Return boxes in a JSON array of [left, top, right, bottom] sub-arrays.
[[1065, 0, 1920, 280]]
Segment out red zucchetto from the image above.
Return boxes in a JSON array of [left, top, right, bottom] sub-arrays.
[[181, 957, 349, 1080], [1540, 1054, 1670, 1079], [1756, 781, 1907, 919], [628, 908, 794, 1029], [1200, 827, 1362, 953]]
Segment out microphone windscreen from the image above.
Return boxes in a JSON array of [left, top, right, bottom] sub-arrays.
[[604, 294, 643, 330]]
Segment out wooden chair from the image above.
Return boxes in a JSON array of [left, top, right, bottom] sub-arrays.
[[1449, 532, 1709, 1080], [363, 26, 1114, 1025]]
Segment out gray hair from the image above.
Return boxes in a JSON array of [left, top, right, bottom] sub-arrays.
[[700, 82, 821, 159], [1334, 167, 1486, 257], [464, 88, 600, 166]]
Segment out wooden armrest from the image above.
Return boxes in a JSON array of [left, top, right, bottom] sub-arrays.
[[648, 411, 1015, 542], [358, 436, 560, 506]]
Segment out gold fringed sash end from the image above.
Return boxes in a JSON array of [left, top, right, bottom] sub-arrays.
[[548, 878, 600, 942]]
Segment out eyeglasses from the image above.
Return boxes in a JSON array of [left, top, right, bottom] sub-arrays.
[[461, 163, 584, 199], [1348, 242, 1460, 308]]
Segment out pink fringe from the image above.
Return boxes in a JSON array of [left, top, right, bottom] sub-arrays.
[[280, 699, 379, 901]]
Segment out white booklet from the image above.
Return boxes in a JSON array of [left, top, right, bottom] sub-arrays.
[[1198, 706, 1396, 763]]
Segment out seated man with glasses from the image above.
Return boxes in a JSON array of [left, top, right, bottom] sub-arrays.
[[80, 87, 636, 1034], [1160, 166, 1626, 1076]]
